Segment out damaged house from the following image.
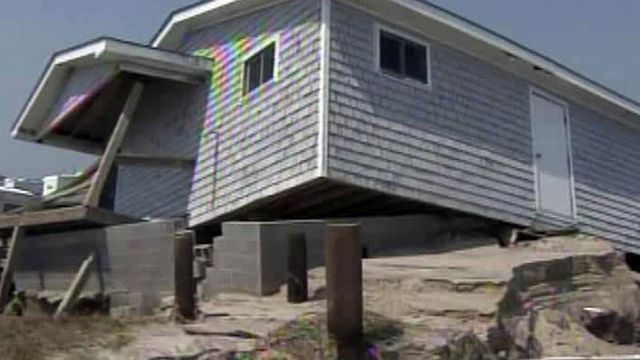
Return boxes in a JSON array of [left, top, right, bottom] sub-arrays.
[[4, 0, 640, 306]]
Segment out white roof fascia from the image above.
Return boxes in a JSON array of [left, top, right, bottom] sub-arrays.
[[152, 0, 289, 49], [153, 0, 241, 48], [388, 0, 640, 119], [151, 0, 640, 120]]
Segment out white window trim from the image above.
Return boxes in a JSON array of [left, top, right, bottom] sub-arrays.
[[241, 34, 280, 96], [373, 22, 432, 89]]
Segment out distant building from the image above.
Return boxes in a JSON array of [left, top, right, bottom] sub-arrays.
[[43, 174, 80, 196], [0, 187, 38, 213]]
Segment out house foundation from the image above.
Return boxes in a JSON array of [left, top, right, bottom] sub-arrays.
[[14, 219, 182, 315], [204, 214, 495, 297]]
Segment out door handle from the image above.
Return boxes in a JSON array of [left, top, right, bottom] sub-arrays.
[[535, 153, 542, 159]]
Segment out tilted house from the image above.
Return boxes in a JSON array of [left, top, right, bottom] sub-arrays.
[[11, 0, 640, 254]]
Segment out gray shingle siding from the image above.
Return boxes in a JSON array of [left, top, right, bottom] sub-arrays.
[[328, 1, 536, 227], [571, 104, 640, 251], [115, 164, 193, 219], [114, 80, 202, 219], [328, 1, 640, 251], [180, 0, 322, 226]]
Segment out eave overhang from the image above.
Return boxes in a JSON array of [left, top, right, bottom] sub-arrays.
[[12, 37, 212, 148]]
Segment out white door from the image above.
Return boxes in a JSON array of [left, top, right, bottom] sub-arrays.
[[531, 91, 574, 218]]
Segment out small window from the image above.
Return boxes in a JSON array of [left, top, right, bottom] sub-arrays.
[[243, 43, 276, 94], [378, 30, 429, 84]]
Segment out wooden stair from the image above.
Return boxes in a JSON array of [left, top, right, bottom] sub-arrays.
[[0, 226, 24, 310]]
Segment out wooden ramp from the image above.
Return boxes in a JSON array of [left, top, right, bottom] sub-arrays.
[[0, 206, 138, 236]]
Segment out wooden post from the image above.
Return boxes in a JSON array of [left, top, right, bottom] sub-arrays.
[[0, 225, 24, 311], [84, 82, 144, 207], [326, 224, 363, 360], [175, 231, 196, 321], [287, 232, 308, 303], [496, 224, 518, 248], [54, 253, 96, 320]]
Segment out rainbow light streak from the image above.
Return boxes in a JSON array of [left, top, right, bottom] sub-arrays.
[[190, 30, 286, 209], [193, 34, 282, 140], [186, 11, 312, 212], [59, 95, 89, 114]]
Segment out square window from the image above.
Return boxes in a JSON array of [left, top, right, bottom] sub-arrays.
[[243, 43, 276, 94], [378, 29, 429, 85]]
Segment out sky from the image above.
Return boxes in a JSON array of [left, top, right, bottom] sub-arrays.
[[0, 0, 639, 178]]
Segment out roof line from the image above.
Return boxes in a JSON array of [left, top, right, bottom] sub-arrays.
[[150, 0, 207, 46], [390, 0, 640, 115], [11, 36, 213, 136], [149, 0, 640, 118]]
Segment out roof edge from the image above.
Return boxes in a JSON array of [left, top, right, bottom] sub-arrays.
[[389, 0, 640, 118], [12, 37, 213, 144], [150, 0, 640, 120]]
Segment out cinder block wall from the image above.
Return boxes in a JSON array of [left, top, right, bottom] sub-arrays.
[[206, 214, 486, 297], [14, 220, 181, 314]]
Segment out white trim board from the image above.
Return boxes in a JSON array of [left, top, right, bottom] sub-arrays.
[[240, 35, 281, 96], [317, 0, 331, 177], [373, 22, 432, 90]]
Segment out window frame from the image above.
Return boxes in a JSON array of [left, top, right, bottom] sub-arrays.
[[374, 23, 432, 89], [241, 37, 280, 96]]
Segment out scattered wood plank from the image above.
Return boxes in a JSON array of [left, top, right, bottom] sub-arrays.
[[84, 82, 144, 207], [182, 325, 260, 339], [54, 253, 96, 321]]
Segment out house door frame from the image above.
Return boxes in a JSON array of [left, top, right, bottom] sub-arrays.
[[529, 87, 577, 219]]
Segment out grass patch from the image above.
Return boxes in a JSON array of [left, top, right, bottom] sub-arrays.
[[0, 314, 134, 360], [258, 312, 404, 359]]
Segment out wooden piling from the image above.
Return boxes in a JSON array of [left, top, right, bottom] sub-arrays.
[[175, 231, 196, 321], [287, 232, 308, 303], [326, 224, 363, 360]]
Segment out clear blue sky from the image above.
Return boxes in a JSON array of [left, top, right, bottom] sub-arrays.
[[1, 0, 639, 178]]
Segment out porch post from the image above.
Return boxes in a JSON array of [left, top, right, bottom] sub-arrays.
[[84, 82, 144, 208]]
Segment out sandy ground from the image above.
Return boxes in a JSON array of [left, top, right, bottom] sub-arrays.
[[95, 234, 620, 359]]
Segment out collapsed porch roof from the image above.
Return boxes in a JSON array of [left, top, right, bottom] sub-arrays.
[[11, 37, 212, 151]]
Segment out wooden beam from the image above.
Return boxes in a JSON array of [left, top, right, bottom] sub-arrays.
[[54, 253, 96, 320], [84, 82, 144, 207], [118, 64, 202, 84], [0, 206, 138, 231], [0, 226, 25, 310]]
